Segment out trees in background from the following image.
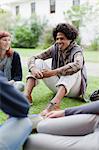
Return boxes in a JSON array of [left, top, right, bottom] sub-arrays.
[[0, 8, 14, 31], [64, 2, 99, 50], [12, 14, 47, 48], [64, 3, 91, 45], [0, 9, 47, 48], [12, 15, 45, 48], [0, 2, 99, 50]]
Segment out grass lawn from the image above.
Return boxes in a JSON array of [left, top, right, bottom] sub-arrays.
[[29, 75, 99, 114], [0, 48, 99, 124], [84, 50, 99, 63]]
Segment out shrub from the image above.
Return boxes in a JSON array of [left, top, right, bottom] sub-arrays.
[[12, 15, 45, 48], [12, 25, 36, 48]]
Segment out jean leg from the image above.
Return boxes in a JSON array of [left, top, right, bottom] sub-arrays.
[[0, 117, 32, 150]]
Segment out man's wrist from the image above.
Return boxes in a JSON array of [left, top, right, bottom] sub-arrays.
[[55, 68, 60, 75], [47, 102, 57, 111]]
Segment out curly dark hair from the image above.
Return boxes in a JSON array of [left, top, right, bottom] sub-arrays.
[[53, 23, 78, 41]]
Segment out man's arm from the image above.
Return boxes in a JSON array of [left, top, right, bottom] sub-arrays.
[[0, 71, 30, 117], [28, 47, 52, 71], [65, 101, 99, 116], [46, 101, 99, 118], [40, 52, 83, 78], [56, 52, 83, 76]]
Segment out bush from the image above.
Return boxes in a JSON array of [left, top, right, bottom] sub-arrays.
[[12, 15, 45, 48], [12, 26, 35, 48]]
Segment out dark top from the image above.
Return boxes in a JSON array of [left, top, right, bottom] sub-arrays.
[[0, 71, 29, 117], [65, 101, 99, 116], [11, 51, 22, 81]]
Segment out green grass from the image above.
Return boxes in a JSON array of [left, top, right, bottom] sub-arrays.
[[84, 50, 99, 63], [29, 76, 99, 114], [23, 66, 99, 114], [14, 48, 43, 58], [0, 75, 99, 124], [0, 48, 99, 124]]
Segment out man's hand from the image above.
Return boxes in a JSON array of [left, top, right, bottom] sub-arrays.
[[31, 67, 43, 79], [30, 67, 58, 79], [41, 102, 61, 116], [42, 69, 57, 78], [41, 108, 50, 116], [45, 110, 65, 118]]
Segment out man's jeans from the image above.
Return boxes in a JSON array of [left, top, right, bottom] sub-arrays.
[[0, 117, 32, 150]]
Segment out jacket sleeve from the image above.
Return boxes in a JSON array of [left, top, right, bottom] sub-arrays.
[[28, 46, 52, 71], [11, 51, 22, 81], [57, 52, 83, 76], [65, 101, 99, 116], [0, 71, 30, 117]]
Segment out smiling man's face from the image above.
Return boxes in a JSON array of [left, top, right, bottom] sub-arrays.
[[56, 32, 71, 51]]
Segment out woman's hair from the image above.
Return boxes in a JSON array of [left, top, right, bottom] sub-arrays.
[[0, 31, 13, 57], [0, 31, 11, 39], [6, 48, 13, 57], [53, 23, 78, 41]]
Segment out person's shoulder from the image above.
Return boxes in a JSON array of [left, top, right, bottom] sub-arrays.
[[45, 44, 55, 51], [49, 43, 57, 51], [13, 51, 20, 58], [13, 51, 20, 56], [73, 43, 81, 49], [72, 43, 83, 52]]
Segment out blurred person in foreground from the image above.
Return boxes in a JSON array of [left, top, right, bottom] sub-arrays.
[[0, 71, 32, 150], [24, 100, 99, 150]]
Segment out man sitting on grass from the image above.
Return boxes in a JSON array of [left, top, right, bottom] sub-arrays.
[[25, 23, 87, 116]]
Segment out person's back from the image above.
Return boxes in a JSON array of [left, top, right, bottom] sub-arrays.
[[0, 71, 32, 150]]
